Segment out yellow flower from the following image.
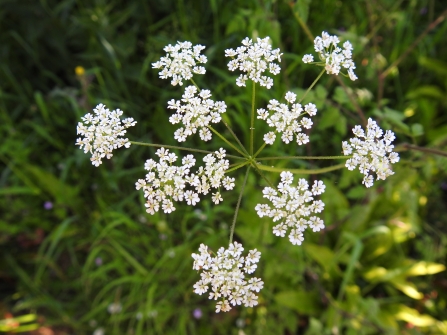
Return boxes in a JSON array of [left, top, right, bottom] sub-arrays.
[[75, 66, 85, 76]]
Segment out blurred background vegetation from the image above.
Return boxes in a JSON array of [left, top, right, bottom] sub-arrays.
[[1, 0, 447, 334]]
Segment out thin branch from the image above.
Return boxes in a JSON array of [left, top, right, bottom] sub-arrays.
[[130, 141, 245, 160], [229, 166, 251, 244], [381, 8, 447, 80], [396, 143, 447, 158], [256, 155, 348, 161], [335, 76, 367, 126], [222, 120, 249, 156], [207, 126, 247, 157], [378, 8, 447, 104], [256, 163, 346, 175]]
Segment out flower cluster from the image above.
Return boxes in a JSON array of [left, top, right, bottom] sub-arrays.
[[342, 118, 399, 188], [192, 242, 263, 313], [152, 41, 207, 86], [255, 172, 326, 245], [136, 148, 235, 214], [225, 37, 282, 89], [167, 86, 227, 142], [302, 31, 357, 81], [257, 91, 317, 145], [76, 104, 137, 167]]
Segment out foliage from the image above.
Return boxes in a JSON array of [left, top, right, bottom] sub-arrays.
[[1, 0, 446, 334]]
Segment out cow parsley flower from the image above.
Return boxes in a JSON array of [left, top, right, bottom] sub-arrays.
[[107, 302, 122, 314], [192, 242, 263, 313], [168, 86, 227, 142], [255, 172, 326, 245], [76, 104, 137, 167], [257, 91, 318, 145], [136, 148, 235, 214], [152, 41, 207, 86], [225, 37, 282, 89], [342, 118, 399, 188], [302, 31, 357, 81]]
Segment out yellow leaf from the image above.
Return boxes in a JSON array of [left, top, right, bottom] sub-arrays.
[[363, 267, 387, 282], [394, 304, 437, 327], [390, 278, 423, 299], [405, 261, 446, 277]]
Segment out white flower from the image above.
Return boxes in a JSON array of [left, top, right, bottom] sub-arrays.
[[137, 148, 234, 213], [302, 54, 314, 63], [289, 229, 304, 245], [192, 242, 263, 313], [258, 92, 317, 145], [168, 86, 227, 142], [152, 41, 207, 86], [263, 132, 276, 145], [93, 328, 105, 335], [107, 302, 122, 314], [303, 31, 357, 81], [225, 37, 282, 89], [256, 172, 326, 245], [212, 192, 223, 204], [342, 118, 399, 188], [76, 104, 136, 167]]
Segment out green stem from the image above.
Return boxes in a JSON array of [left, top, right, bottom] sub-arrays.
[[257, 155, 349, 161], [226, 160, 250, 173], [291, 6, 314, 42], [222, 120, 250, 156], [192, 77, 249, 156], [207, 126, 248, 157], [250, 83, 256, 156], [299, 68, 326, 104], [130, 141, 245, 160], [189, 78, 201, 91], [253, 142, 267, 159], [256, 163, 346, 175], [251, 162, 275, 189], [229, 166, 251, 244]]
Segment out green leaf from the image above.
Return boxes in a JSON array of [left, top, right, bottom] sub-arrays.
[[381, 107, 410, 134], [292, 0, 312, 23], [419, 56, 447, 77], [225, 14, 246, 35], [303, 243, 339, 275], [334, 86, 349, 105], [34, 91, 50, 123], [275, 290, 322, 315], [406, 85, 446, 101], [17, 163, 81, 209], [0, 186, 39, 195], [411, 123, 424, 136], [318, 106, 339, 130], [108, 239, 149, 276], [362, 225, 393, 260]]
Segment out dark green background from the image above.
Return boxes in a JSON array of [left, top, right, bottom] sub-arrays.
[[1, 0, 446, 334]]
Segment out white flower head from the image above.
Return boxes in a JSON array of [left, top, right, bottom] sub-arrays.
[[168, 86, 227, 142], [255, 172, 326, 245], [303, 31, 357, 81], [152, 41, 207, 86], [93, 328, 105, 335], [76, 104, 137, 167], [342, 118, 399, 188], [225, 37, 282, 89], [192, 242, 263, 312], [137, 148, 234, 214], [107, 302, 122, 314], [257, 92, 318, 145]]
